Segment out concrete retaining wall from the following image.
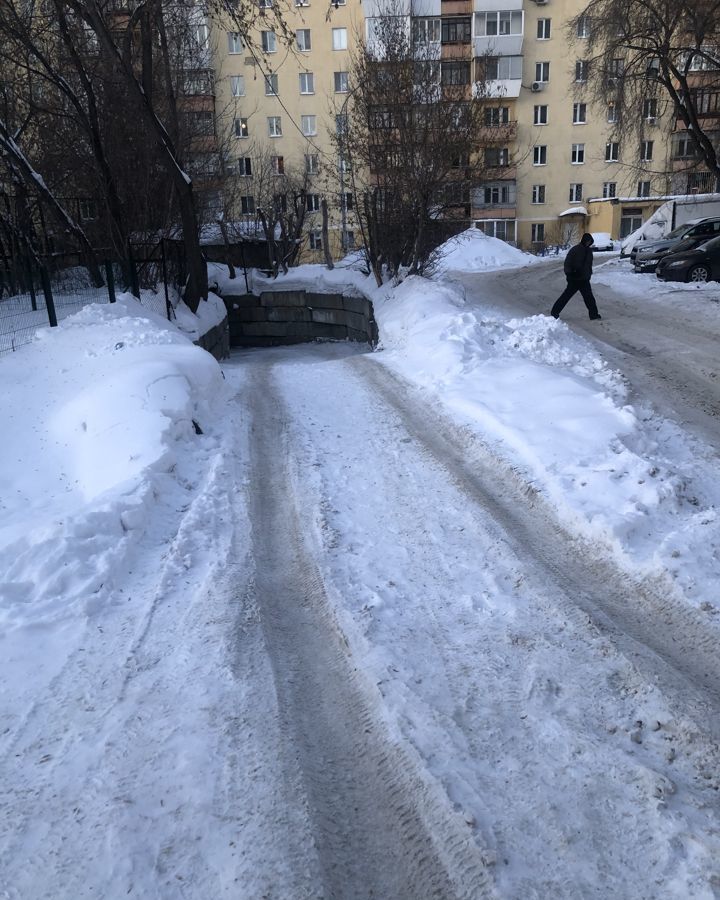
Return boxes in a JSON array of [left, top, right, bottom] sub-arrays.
[[223, 289, 379, 348], [194, 316, 230, 360]]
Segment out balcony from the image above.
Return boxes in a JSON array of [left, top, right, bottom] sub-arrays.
[[473, 180, 517, 209], [475, 121, 518, 142], [474, 0, 522, 9], [474, 34, 523, 56]]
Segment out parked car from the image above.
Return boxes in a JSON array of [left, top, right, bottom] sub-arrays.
[[590, 232, 615, 251], [655, 234, 720, 283], [631, 217, 720, 269]]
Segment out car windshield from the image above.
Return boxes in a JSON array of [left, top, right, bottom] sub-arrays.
[[666, 224, 696, 239]]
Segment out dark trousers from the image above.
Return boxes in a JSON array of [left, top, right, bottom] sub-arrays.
[[552, 278, 599, 319]]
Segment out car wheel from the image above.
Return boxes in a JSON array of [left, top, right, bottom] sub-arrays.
[[688, 265, 710, 283]]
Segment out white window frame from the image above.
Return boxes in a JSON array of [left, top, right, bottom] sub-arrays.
[[301, 114, 317, 136], [572, 102, 587, 124], [296, 29, 311, 51], [602, 181, 617, 198], [534, 105, 548, 125], [299, 72, 314, 94], [238, 157, 252, 177], [531, 184, 546, 204], [535, 62, 550, 83], [531, 223, 545, 242], [305, 153, 319, 175], [234, 117, 249, 138], [640, 139, 653, 161], [268, 115, 282, 137], [334, 71, 349, 93], [306, 194, 321, 212], [571, 143, 585, 164], [309, 230, 323, 250], [231, 75, 245, 97], [537, 18, 551, 40], [261, 31, 277, 53], [227, 32, 244, 54], [533, 145, 547, 165], [569, 183, 583, 202], [605, 141, 620, 162], [264, 73, 278, 96], [332, 28, 347, 50], [240, 195, 255, 215]]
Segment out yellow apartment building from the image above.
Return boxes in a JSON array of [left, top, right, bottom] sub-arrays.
[[203, 0, 709, 256]]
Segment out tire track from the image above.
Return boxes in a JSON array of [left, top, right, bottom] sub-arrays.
[[245, 362, 496, 900], [354, 356, 720, 737]]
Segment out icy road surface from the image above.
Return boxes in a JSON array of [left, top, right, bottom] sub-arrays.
[[2, 340, 720, 899]]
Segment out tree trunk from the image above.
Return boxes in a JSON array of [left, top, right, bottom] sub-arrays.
[[321, 199, 334, 269], [218, 219, 236, 279]]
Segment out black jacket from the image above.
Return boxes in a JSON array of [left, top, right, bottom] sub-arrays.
[[564, 243, 593, 280]]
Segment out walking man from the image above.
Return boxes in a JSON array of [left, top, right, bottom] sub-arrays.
[[551, 232, 602, 320]]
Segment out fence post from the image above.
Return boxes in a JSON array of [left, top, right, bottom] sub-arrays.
[[160, 238, 172, 320], [40, 265, 58, 327], [127, 241, 140, 298], [26, 259, 38, 312], [105, 260, 116, 303]]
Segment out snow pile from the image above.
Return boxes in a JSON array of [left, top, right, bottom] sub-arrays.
[[374, 276, 719, 590], [433, 227, 535, 273], [0, 295, 225, 629]]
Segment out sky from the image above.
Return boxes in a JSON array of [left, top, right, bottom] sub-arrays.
[[1, 231, 719, 898]]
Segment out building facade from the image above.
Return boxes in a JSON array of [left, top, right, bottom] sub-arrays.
[[200, 0, 713, 255]]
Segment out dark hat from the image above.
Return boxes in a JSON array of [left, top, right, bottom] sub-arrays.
[[581, 232, 595, 245]]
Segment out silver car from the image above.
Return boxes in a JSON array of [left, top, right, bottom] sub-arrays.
[[632, 217, 720, 271]]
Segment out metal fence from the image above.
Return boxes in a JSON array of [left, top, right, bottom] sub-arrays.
[[0, 240, 184, 356]]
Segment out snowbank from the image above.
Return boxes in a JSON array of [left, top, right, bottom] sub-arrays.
[[433, 228, 535, 273]]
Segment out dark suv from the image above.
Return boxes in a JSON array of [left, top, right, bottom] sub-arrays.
[[631, 217, 720, 271], [656, 234, 720, 283]]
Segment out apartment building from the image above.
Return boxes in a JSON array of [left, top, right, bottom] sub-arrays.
[[203, 0, 698, 254]]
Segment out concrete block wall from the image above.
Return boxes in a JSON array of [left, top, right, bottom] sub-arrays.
[[223, 289, 379, 348], [194, 317, 230, 360]]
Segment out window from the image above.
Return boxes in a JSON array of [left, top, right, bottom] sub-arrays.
[[306, 194, 321, 211], [231, 75, 245, 97], [335, 113, 348, 135], [338, 155, 350, 174], [484, 147, 510, 167], [483, 183, 513, 204], [272, 155, 284, 175], [240, 195, 255, 215], [300, 115, 317, 136], [296, 29, 311, 51], [576, 16, 591, 38], [441, 17, 471, 43], [535, 62, 550, 83], [602, 181, 616, 198], [534, 105, 548, 125], [334, 71, 349, 93], [184, 72, 213, 95], [484, 106, 509, 126], [299, 72, 314, 94], [621, 210, 643, 238], [228, 31, 245, 53], [643, 98, 658, 120], [608, 58, 624, 80], [195, 23, 209, 50], [607, 102, 617, 123], [441, 60, 471, 85], [537, 18, 551, 40], [637, 180, 651, 198], [268, 116, 282, 137], [258, 0, 273, 7], [187, 110, 214, 135], [264, 73, 278, 95], [233, 117, 249, 138], [571, 143, 585, 164], [532, 223, 545, 243], [605, 141, 620, 161], [412, 17, 441, 44], [569, 183, 583, 202], [79, 199, 97, 220], [309, 230, 323, 250], [274, 193, 287, 212], [532, 185, 546, 204], [533, 145, 547, 165], [476, 220, 516, 241], [261, 31, 277, 52], [572, 102, 587, 124], [575, 60, 589, 82], [238, 157, 252, 176], [477, 10, 523, 36], [674, 134, 697, 158], [305, 153, 319, 174], [485, 56, 523, 80], [340, 192, 353, 210], [332, 28, 347, 50], [295, 0, 309, 5], [640, 140, 653, 161], [343, 230, 355, 250]]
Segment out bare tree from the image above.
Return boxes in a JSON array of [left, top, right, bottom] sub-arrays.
[[336, 8, 493, 283], [571, 0, 720, 192]]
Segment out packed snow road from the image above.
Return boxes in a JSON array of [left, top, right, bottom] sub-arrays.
[[225, 344, 720, 899], [454, 259, 720, 449]]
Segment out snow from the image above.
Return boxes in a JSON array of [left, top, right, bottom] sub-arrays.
[[2, 238, 720, 896], [559, 205, 588, 216]]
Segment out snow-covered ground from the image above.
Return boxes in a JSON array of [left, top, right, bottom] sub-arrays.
[[2, 231, 719, 897]]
